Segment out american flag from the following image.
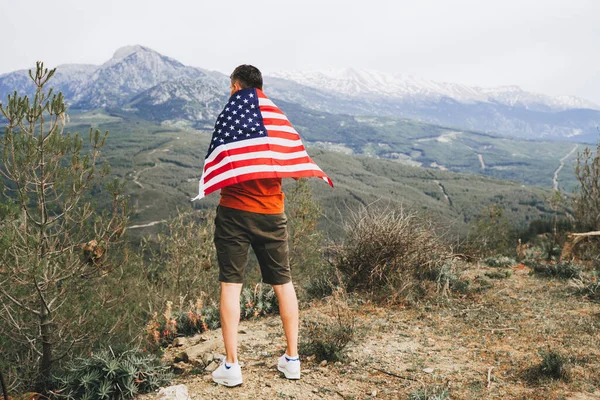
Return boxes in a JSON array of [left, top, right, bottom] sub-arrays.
[[192, 88, 333, 200]]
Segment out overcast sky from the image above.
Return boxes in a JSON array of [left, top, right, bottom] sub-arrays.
[[1, 0, 598, 102]]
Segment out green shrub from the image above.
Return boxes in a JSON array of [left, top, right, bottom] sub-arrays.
[[409, 385, 450, 400], [485, 270, 512, 279], [52, 348, 172, 399], [146, 284, 278, 349], [570, 273, 600, 301], [299, 319, 354, 362], [534, 349, 571, 381], [451, 279, 472, 294], [302, 266, 340, 299], [483, 256, 516, 268], [530, 261, 582, 279], [240, 283, 279, 319], [299, 291, 355, 362]]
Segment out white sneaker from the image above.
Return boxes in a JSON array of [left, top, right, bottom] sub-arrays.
[[212, 360, 243, 387], [277, 354, 301, 380]]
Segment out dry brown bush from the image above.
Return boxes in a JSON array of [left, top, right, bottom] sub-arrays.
[[333, 206, 452, 300]]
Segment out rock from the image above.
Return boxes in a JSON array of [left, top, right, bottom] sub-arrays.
[[190, 333, 206, 344], [320, 360, 328, 367], [371, 389, 378, 397], [238, 329, 247, 334], [201, 352, 214, 366], [182, 338, 221, 365], [203, 374, 213, 382], [423, 367, 434, 374], [312, 388, 319, 393], [172, 361, 189, 374], [205, 361, 219, 372], [157, 384, 190, 400], [172, 337, 188, 347], [174, 352, 189, 363], [265, 382, 272, 387]]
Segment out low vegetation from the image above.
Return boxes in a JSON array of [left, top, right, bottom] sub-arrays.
[[529, 261, 583, 279], [484, 256, 517, 268], [333, 205, 452, 300], [52, 349, 172, 399], [527, 349, 572, 383], [299, 291, 355, 362], [408, 386, 451, 400]]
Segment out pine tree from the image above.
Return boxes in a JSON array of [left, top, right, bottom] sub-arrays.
[[0, 62, 128, 392]]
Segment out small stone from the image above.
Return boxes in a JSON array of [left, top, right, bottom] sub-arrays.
[[203, 374, 212, 382], [205, 361, 219, 372], [174, 352, 189, 363], [423, 367, 434, 374], [238, 329, 247, 334], [213, 353, 225, 362], [172, 337, 188, 347], [312, 388, 319, 393], [371, 389, 378, 397], [350, 362, 358, 367], [320, 360, 328, 367], [157, 384, 190, 400], [190, 333, 205, 344], [265, 382, 272, 387], [334, 361, 342, 366], [172, 362, 188, 374]]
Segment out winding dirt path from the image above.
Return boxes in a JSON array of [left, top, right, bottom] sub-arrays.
[[132, 162, 160, 189], [433, 180, 452, 206], [477, 154, 486, 170], [128, 220, 167, 230], [553, 144, 578, 191]]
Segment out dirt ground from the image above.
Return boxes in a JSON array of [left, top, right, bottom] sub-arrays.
[[139, 263, 600, 399]]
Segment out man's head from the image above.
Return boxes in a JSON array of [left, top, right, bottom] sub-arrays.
[[230, 64, 263, 95]]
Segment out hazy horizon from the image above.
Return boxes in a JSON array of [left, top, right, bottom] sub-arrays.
[[1, 0, 598, 103]]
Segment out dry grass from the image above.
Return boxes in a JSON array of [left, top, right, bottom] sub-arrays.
[[333, 206, 453, 300]]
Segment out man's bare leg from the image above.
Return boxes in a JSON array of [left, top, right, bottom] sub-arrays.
[[220, 282, 243, 363], [272, 282, 299, 357]]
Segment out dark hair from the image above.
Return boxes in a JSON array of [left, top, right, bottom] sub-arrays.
[[230, 64, 263, 90]]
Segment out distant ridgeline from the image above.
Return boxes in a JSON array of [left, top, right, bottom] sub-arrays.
[[0, 44, 595, 199]]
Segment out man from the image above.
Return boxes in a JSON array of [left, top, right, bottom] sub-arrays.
[[210, 65, 301, 387]]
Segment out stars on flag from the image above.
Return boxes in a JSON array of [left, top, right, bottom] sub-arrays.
[[206, 88, 269, 156]]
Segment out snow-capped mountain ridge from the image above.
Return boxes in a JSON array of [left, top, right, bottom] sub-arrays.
[[1, 45, 599, 142], [268, 68, 599, 112]]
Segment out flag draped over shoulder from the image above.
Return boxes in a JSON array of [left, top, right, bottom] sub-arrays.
[[191, 88, 333, 201]]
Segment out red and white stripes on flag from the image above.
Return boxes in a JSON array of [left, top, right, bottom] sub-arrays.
[[192, 88, 333, 201]]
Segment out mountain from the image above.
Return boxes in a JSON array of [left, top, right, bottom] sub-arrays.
[[1, 45, 599, 142], [75, 45, 204, 108], [127, 77, 226, 125], [265, 68, 600, 142], [0, 45, 204, 109], [268, 68, 599, 112]]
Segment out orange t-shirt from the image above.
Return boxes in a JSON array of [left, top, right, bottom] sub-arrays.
[[219, 178, 284, 214]]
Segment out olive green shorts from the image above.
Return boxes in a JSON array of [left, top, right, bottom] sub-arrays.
[[214, 205, 292, 285]]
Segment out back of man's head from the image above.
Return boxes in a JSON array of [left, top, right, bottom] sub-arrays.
[[230, 65, 263, 90]]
